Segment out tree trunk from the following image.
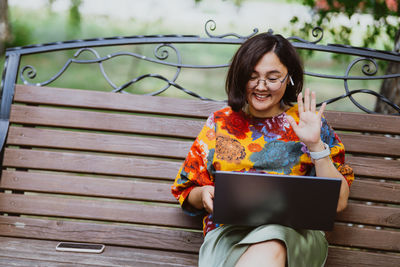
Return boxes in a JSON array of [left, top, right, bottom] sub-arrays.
[[375, 28, 400, 114], [0, 0, 11, 55]]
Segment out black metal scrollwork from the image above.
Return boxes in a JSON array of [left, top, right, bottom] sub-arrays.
[[9, 20, 400, 114], [205, 19, 259, 39], [287, 26, 324, 44]]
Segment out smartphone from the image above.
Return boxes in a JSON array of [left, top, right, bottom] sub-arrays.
[[56, 242, 105, 253]]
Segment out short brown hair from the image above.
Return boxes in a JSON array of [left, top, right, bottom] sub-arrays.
[[226, 33, 304, 112]]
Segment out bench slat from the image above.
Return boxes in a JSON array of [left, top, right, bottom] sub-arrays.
[[13, 85, 400, 136], [340, 133, 400, 157], [324, 111, 400, 135], [9, 105, 204, 139], [4, 148, 399, 182], [327, 224, 400, 252], [1, 236, 400, 267], [0, 192, 395, 229], [0, 236, 198, 267], [7, 126, 400, 159], [0, 216, 203, 253], [326, 247, 400, 267], [350, 179, 400, 204], [1, 171, 398, 207], [347, 156, 400, 180], [14, 84, 225, 119], [336, 203, 400, 228], [0, 216, 399, 254], [2, 148, 181, 180], [6, 126, 192, 159], [0, 193, 201, 229], [0, 170, 177, 203]]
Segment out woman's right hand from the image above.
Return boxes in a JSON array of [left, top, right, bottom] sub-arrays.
[[200, 185, 215, 213], [188, 185, 215, 214]]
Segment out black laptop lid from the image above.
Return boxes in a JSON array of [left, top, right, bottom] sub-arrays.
[[212, 171, 341, 231]]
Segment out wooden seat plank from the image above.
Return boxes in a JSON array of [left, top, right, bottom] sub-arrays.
[[349, 179, 400, 204], [6, 126, 192, 159], [2, 170, 398, 206], [340, 133, 400, 157], [9, 105, 204, 139], [326, 247, 400, 267], [0, 216, 203, 253], [324, 111, 400, 135], [0, 170, 177, 203], [14, 84, 225, 119], [0, 236, 198, 267], [0, 193, 201, 229], [336, 203, 400, 228], [327, 224, 400, 252], [347, 156, 400, 180], [7, 126, 400, 159], [0, 192, 395, 230], [4, 148, 399, 181], [2, 148, 181, 180], [14, 85, 400, 136], [0, 216, 399, 254]]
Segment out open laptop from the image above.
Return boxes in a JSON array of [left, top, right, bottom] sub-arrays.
[[212, 171, 342, 231]]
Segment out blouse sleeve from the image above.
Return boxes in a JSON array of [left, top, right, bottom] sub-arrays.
[[320, 117, 355, 186], [171, 113, 216, 215]]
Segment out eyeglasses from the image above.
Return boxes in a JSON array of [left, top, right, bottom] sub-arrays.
[[248, 72, 292, 91]]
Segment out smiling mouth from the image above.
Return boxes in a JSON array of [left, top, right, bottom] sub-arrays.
[[254, 93, 271, 100]]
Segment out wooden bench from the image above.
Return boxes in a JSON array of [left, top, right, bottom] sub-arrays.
[[0, 28, 399, 266]]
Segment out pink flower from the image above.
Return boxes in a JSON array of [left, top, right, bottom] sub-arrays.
[[386, 0, 398, 12]]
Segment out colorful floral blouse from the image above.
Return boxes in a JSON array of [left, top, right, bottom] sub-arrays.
[[171, 105, 354, 236]]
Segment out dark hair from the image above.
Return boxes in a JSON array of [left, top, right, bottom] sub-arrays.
[[226, 33, 304, 112]]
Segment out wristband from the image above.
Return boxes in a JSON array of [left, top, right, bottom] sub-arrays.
[[309, 143, 330, 160]]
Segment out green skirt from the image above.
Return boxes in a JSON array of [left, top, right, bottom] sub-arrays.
[[198, 224, 328, 267]]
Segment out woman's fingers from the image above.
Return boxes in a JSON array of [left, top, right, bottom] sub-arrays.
[[297, 92, 303, 114], [304, 88, 310, 111], [310, 91, 316, 113], [318, 102, 327, 118]]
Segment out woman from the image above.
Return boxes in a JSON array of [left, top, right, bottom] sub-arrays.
[[171, 33, 354, 267]]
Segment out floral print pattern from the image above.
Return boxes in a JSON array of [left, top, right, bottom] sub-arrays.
[[171, 105, 354, 236]]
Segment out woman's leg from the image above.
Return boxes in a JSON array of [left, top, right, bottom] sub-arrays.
[[235, 239, 286, 267]]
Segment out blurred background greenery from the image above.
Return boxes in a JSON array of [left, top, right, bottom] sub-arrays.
[[1, 0, 399, 113]]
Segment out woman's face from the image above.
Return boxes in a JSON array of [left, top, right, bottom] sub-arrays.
[[245, 51, 289, 118]]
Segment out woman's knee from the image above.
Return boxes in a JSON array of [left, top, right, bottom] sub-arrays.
[[252, 240, 287, 260]]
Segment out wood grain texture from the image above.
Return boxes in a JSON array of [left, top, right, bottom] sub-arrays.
[[14, 84, 225, 118], [0, 193, 201, 229], [0, 236, 199, 267], [0, 170, 177, 203], [349, 179, 400, 204], [0, 216, 203, 253], [326, 247, 400, 267], [10, 104, 204, 139], [2, 171, 397, 205], [6, 126, 192, 159], [327, 224, 400, 252], [336, 203, 400, 228], [324, 111, 400, 135], [339, 133, 400, 157], [347, 156, 400, 180], [2, 148, 181, 180]]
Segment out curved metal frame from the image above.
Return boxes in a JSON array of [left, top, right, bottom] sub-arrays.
[[2, 20, 400, 116]]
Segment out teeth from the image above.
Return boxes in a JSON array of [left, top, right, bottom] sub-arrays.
[[255, 94, 269, 99]]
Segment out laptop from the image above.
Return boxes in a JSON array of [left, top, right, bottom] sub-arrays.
[[212, 171, 342, 231]]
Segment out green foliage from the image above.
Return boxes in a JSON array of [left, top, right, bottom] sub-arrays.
[[7, 16, 33, 48], [67, 0, 82, 39], [288, 0, 399, 50]]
